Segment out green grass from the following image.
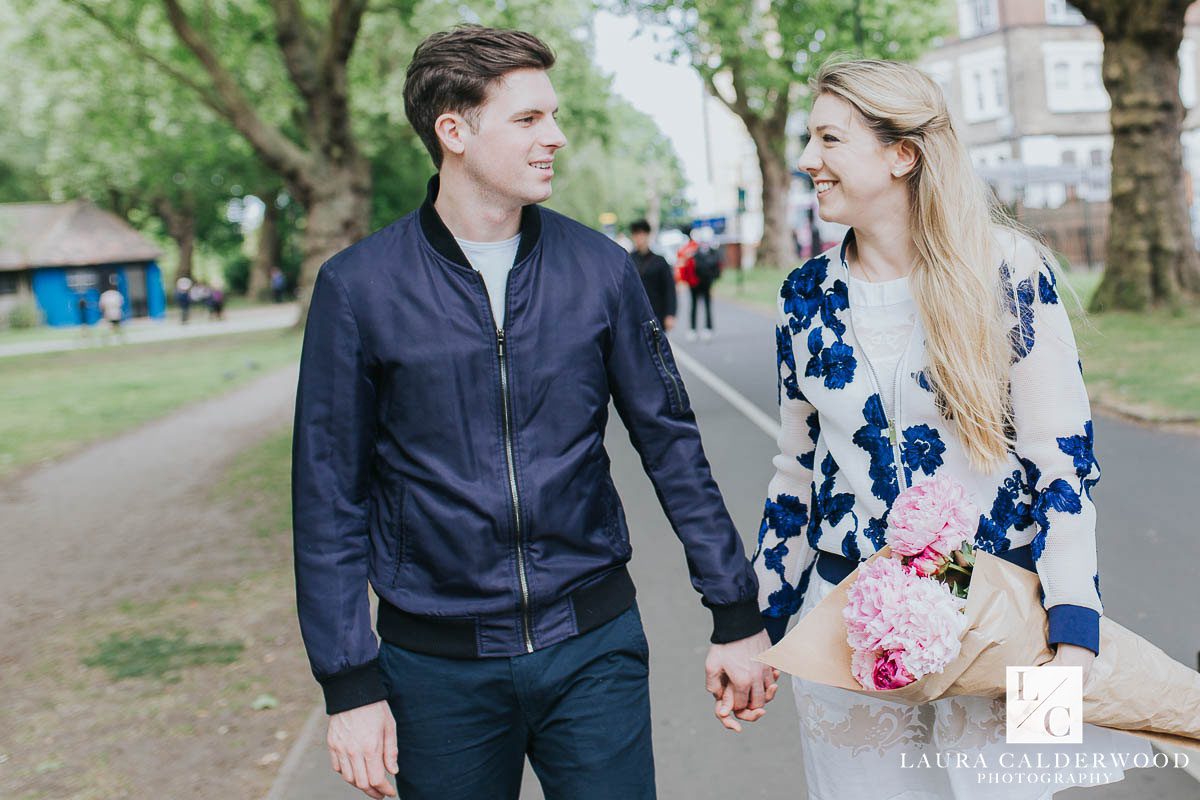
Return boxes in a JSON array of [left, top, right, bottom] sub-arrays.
[[0, 330, 301, 478], [717, 266, 1200, 421], [82, 632, 244, 682], [213, 427, 294, 539]]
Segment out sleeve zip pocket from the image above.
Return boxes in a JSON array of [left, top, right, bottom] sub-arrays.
[[642, 319, 691, 416]]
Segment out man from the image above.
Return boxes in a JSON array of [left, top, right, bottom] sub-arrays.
[[674, 224, 717, 341], [98, 280, 125, 343], [175, 275, 193, 324], [293, 26, 775, 800], [628, 219, 676, 331], [687, 227, 721, 341]]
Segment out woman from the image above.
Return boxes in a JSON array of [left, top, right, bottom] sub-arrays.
[[753, 58, 1149, 798]]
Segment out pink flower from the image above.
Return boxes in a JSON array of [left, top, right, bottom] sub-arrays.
[[851, 648, 878, 688], [886, 474, 978, 559], [843, 553, 969, 690], [843, 556, 912, 653], [909, 546, 949, 577], [850, 647, 917, 690], [873, 650, 915, 689]]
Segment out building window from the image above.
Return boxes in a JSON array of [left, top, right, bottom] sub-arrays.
[[0, 273, 18, 295], [1061, 150, 1077, 165], [66, 268, 98, 292], [1089, 149, 1105, 167], [1053, 62, 1070, 92], [1046, 0, 1086, 25], [1043, 42, 1109, 113], [958, 0, 999, 38], [960, 47, 1009, 123]]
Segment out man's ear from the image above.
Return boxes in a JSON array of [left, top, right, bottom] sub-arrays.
[[434, 112, 468, 158]]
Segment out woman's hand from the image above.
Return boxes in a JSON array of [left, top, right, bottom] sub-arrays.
[[1046, 642, 1095, 687]]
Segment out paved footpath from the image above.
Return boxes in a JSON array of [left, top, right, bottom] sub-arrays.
[[269, 294, 1199, 799], [0, 303, 299, 359], [0, 363, 299, 630]]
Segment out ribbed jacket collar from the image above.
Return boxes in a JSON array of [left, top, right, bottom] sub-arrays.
[[418, 175, 543, 270]]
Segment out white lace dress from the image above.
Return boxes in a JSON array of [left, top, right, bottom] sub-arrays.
[[788, 274, 1151, 800]]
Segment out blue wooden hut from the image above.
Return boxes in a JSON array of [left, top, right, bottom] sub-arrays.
[[0, 200, 167, 326]]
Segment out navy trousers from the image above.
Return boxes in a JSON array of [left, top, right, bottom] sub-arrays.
[[377, 604, 656, 799]]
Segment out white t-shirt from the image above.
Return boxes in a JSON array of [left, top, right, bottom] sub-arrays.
[[99, 289, 124, 322], [456, 234, 521, 329]]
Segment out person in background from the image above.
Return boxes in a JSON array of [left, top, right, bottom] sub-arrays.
[[76, 294, 94, 343], [270, 266, 287, 303], [98, 280, 125, 344], [682, 227, 720, 341], [209, 284, 226, 320], [176, 275, 193, 324], [629, 219, 676, 331]]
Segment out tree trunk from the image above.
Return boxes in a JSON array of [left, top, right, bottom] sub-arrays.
[[747, 117, 795, 269], [248, 193, 281, 300], [1087, 13, 1200, 310], [154, 197, 196, 282], [292, 156, 372, 318]]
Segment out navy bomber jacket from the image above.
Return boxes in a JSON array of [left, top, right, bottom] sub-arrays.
[[293, 177, 762, 714]]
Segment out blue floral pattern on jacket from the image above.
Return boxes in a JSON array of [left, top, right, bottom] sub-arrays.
[[755, 235, 1102, 650]]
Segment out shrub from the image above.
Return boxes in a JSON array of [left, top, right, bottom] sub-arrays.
[[8, 301, 42, 329]]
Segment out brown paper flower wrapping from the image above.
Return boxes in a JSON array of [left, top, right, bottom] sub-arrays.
[[756, 547, 1200, 751]]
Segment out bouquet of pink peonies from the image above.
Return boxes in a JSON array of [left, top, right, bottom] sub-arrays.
[[843, 475, 975, 690], [757, 475, 1200, 751]]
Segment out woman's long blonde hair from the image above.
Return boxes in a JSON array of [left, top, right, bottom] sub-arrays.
[[813, 57, 1044, 471]]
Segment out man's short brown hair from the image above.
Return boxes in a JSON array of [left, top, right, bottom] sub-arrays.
[[404, 25, 556, 168]]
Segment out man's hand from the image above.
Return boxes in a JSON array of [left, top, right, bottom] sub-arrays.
[[1047, 642, 1095, 687], [327, 700, 399, 799], [704, 630, 779, 733], [663, 315, 675, 332]]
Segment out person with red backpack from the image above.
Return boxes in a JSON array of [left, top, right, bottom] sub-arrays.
[[676, 225, 721, 341]]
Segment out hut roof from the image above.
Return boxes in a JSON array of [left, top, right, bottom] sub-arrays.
[[0, 200, 162, 272]]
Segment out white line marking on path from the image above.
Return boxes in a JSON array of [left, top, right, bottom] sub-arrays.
[[670, 345, 780, 441]]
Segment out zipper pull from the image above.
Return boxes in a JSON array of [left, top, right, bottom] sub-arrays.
[[496, 328, 505, 355], [888, 421, 898, 446]]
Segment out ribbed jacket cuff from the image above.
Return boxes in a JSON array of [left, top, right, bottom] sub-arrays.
[[1047, 605, 1101, 655], [318, 659, 389, 715], [706, 597, 765, 643]]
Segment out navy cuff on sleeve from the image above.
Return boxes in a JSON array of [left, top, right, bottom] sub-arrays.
[[318, 658, 389, 715], [706, 597, 766, 644], [1046, 604, 1100, 655], [763, 614, 790, 646]]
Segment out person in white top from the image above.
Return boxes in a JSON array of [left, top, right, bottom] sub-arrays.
[[753, 59, 1147, 798], [98, 282, 125, 342]]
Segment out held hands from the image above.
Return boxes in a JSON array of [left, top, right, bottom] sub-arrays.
[[1047, 642, 1096, 687], [704, 630, 780, 733], [327, 700, 399, 799]]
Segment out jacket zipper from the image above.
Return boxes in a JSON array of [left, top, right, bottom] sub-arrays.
[[497, 329, 534, 653], [650, 320, 683, 411], [476, 274, 534, 654]]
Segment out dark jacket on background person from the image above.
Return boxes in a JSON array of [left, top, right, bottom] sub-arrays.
[[631, 248, 677, 325], [292, 177, 762, 715]]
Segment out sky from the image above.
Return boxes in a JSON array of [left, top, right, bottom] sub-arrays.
[[590, 11, 751, 213]]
